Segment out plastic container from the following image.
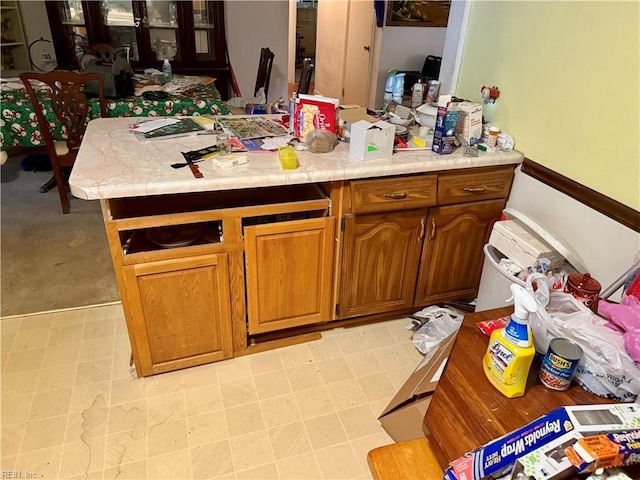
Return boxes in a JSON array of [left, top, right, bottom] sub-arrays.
[[410, 79, 423, 108], [162, 59, 172, 83], [216, 134, 231, 156], [392, 73, 405, 104], [488, 126, 500, 146], [278, 145, 298, 170]]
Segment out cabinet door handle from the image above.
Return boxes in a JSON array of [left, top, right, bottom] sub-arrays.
[[418, 218, 426, 241], [463, 186, 487, 193], [383, 192, 408, 200], [430, 218, 436, 240]]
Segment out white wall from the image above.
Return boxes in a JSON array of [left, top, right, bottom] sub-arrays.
[[225, 0, 289, 102]]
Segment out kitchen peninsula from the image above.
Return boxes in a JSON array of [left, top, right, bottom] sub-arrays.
[[70, 116, 523, 377]]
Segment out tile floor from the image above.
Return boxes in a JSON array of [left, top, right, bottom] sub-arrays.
[[1, 303, 426, 479]]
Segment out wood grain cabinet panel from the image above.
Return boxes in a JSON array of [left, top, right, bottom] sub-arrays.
[[122, 253, 233, 376], [414, 199, 506, 305], [245, 217, 335, 334], [350, 175, 437, 214], [437, 166, 514, 205], [339, 209, 425, 318]]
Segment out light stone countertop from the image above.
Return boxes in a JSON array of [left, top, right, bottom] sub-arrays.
[[69, 117, 524, 200]]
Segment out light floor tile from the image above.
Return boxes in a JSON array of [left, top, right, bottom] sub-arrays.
[[229, 430, 275, 472], [304, 412, 349, 450], [15, 445, 63, 479], [148, 417, 188, 458], [103, 459, 147, 480], [276, 451, 323, 480], [5, 306, 426, 480], [225, 401, 265, 437], [260, 393, 302, 428], [268, 421, 312, 460], [59, 436, 106, 477], [254, 369, 291, 399], [220, 377, 258, 408], [105, 428, 147, 467], [184, 383, 223, 416], [1, 331, 16, 352], [316, 443, 363, 479], [147, 448, 192, 479], [190, 440, 234, 479], [294, 386, 334, 419], [21, 415, 68, 452], [187, 410, 228, 447], [247, 349, 283, 375], [29, 387, 73, 420]]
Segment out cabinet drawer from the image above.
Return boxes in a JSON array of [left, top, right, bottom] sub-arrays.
[[297, 9, 316, 22], [350, 175, 437, 213], [437, 167, 514, 205]]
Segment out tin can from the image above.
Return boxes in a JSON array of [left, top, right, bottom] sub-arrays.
[[539, 338, 583, 391]]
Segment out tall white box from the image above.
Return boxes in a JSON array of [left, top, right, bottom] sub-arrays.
[[455, 101, 483, 145], [348, 120, 394, 161]]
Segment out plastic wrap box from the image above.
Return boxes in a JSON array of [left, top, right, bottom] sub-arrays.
[[489, 219, 565, 271], [443, 403, 640, 480], [349, 119, 394, 161]]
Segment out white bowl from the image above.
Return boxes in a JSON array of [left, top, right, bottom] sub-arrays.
[[413, 104, 438, 129], [388, 116, 413, 127]]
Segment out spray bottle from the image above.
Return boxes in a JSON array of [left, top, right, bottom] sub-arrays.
[[483, 284, 538, 398], [392, 72, 406, 104], [382, 69, 397, 110]]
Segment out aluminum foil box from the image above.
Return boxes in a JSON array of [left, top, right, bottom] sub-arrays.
[[444, 403, 640, 480]]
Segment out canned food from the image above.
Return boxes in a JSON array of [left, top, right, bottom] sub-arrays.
[[539, 338, 583, 391]]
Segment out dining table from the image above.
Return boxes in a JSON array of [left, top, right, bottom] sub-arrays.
[[0, 78, 230, 150]]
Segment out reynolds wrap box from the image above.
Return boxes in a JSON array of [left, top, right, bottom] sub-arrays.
[[565, 430, 640, 473], [445, 403, 640, 480]]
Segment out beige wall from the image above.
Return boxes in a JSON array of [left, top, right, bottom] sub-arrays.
[[456, 1, 639, 210]]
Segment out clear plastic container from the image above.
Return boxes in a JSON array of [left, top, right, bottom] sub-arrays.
[[278, 145, 298, 170]]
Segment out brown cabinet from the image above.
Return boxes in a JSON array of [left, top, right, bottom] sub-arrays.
[[122, 253, 233, 376], [337, 167, 514, 319], [339, 209, 425, 318], [245, 217, 335, 335], [414, 199, 506, 305]]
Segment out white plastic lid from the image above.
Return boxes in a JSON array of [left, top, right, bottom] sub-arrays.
[[502, 207, 588, 273]]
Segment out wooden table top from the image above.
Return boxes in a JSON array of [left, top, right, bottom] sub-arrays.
[[424, 306, 618, 464]]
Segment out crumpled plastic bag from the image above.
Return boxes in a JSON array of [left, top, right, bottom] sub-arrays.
[[599, 295, 640, 367], [411, 305, 464, 356], [226, 87, 266, 108], [526, 273, 640, 402]]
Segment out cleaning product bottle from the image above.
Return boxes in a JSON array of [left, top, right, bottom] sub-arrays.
[[483, 284, 538, 398], [392, 72, 406, 104], [410, 78, 424, 108], [382, 69, 397, 110]]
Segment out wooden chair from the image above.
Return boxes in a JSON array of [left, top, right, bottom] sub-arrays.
[[297, 57, 314, 95], [253, 47, 275, 98], [19, 70, 107, 214]]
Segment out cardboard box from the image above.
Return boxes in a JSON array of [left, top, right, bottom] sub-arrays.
[[349, 119, 394, 161], [293, 94, 339, 141], [378, 329, 458, 442], [338, 105, 377, 141], [432, 94, 460, 155], [446, 403, 640, 480], [456, 102, 483, 146], [489, 219, 565, 271]]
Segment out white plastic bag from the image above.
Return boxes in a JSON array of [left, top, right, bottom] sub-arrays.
[[411, 306, 464, 356], [526, 274, 640, 402]]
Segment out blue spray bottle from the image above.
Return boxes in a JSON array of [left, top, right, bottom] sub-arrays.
[[392, 72, 406, 104], [383, 69, 397, 110]]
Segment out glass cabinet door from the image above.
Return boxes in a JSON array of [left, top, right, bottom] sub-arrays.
[[145, 0, 179, 61], [98, 0, 138, 60]]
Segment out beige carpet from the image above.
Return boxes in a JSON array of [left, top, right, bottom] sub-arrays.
[[1, 152, 120, 316]]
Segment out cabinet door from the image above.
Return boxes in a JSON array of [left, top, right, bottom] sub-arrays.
[[414, 200, 505, 306], [122, 253, 232, 376], [245, 217, 335, 335], [339, 209, 425, 318]]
